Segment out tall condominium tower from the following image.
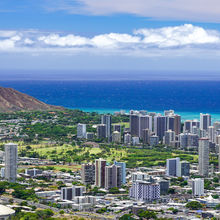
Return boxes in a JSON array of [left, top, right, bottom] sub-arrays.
[[77, 123, 87, 138], [139, 115, 152, 138], [192, 179, 204, 196], [5, 143, 18, 182], [101, 115, 112, 139], [166, 157, 181, 177], [95, 158, 106, 188], [167, 114, 181, 135], [130, 114, 139, 136], [198, 138, 209, 177], [200, 113, 211, 130], [154, 115, 166, 141], [184, 120, 192, 133], [105, 164, 121, 189], [114, 161, 126, 185], [97, 124, 107, 139], [81, 164, 95, 185], [164, 130, 175, 146]]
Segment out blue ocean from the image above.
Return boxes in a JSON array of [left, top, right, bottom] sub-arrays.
[[1, 80, 220, 121]]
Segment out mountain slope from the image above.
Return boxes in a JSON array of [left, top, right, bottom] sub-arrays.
[[0, 87, 64, 112]]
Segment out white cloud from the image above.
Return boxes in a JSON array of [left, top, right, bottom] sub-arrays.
[[55, 0, 220, 23], [38, 34, 89, 46], [134, 24, 220, 48], [0, 24, 220, 57]]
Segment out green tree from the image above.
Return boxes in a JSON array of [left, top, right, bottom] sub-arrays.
[[186, 201, 203, 210]]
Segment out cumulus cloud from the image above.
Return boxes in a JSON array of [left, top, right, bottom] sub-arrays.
[[0, 24, 220, 56]]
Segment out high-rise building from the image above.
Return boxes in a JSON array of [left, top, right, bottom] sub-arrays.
[[61, 186, 85, 200], [139, 115, 152, 138], [129, 181, 160, 201], [184, 120, 192, 133], [124, 133, 131, 144], [179, 133, 199, 150], [81, 164, 95, 185], [101, 115, 112, 139], [164, 130, 175, 146], [97, 124, 107, 139], [77, 123, 87, 138], [105, 164, 121, 189], [166, 157, 181, 177], [208, 126, 215, 143], [174, 115, 181, 135], [158, 180, 169, 195], [112, 131, 121, 143], [95, 158, 106, 188], [130, 114, 139, 136], [143, 129, 151, 145], [5, 143, 17, 182], [192, 179, 204, 196], [154, 115, 166, 141], [114, 161, 126, 185], [198, 138, 209, 177], [200, 113, 211, 131], [113, 124, 121, 132], [180, 161, 190, 176]]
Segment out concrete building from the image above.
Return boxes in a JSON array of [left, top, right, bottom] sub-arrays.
[[154, 115, 166, 141], [139, 115, 152, 138], [25, 168, 42, 177], [113, 124, 121, 132], [164, 130, 175, 146], [5, 143, 17, 182], [114, 161, 126, 185], [95, 158, 106, 188], [124, 133, 131, 144], [166, 157, 181, 177], [208, 126, 215, 143], [130, 114, 139, 136], [86, 132, 94, 140], [112, 131, 121, 143], [131, 172, 148, 182], [61, 186, 85, 200], [200, 113, 211, 131], [77, 123, 87, 138], [184, 120, 192, 133], [192, 178, 204, 196], [97, 124, 107, 139], [105, 164, 121, 189], [143, 129, 151, 145], [158, 180, 169, 195], [180, 161, 190, 176], [132, 136, 140, 146], [199, 138, 209, 177], [101, 115, 112, 139], [150, 135, 159, 146], [129, 181, 160, 201], [81, 164, 95, 185]]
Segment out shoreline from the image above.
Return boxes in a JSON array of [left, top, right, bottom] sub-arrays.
[[72, 107, 220, 121]]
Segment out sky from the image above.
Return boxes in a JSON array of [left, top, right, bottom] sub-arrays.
[[1, 0, 220, 75]]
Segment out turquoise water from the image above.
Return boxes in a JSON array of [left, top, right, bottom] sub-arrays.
[[1, 80, 220, 122], [79, 108, 220, 121]]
